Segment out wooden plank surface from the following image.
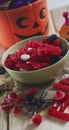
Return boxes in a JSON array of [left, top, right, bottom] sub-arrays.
[[0, 73, 17, 130], [0, 112, 7, 130], [0, 6, 69, 130]]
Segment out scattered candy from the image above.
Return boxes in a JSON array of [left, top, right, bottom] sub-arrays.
[[26, 88, 36, 95], [48, 92, 69, 121], [12, 106, 22, 115], [59, 94, 69, 112], [0, 102, 13, 112], [32, 114, 42, 125], [7, 92, 17, 101], [0, 88, 55, 117], [55, 90, 65, 100], [48, 108, 69, 121], [0, 77, 69, 122], [59, 79, 69, 85], [53, 82, 69, 92]]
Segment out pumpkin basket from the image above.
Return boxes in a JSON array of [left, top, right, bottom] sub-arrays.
[[0, 0, 50, 48]]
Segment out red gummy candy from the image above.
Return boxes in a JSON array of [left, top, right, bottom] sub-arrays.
[[66, 77, 69, 80], [9, 53, 18, 63], [12, 107, 22, 115], [17, 46, 27, 58], [37, 47, 47, 56], [59, 94, 69, 112], [4, 58, 14, 69], [60, 79, 69, 86], [43, 44, 62, 55], [27, 40, 42, 48], [55, 90, 65, 100], [52, 100, 63, 110], [47, 46, 61, 55], [53, 39, 61, 46], [26, 88, 36, 95], [50, 93, 69, 120], [53, 83, 69, 92], [15, 96, 24, 104], [26, 61, 42, 70], [41, 62, 49, 68], [0, 102, 13, 112], [7, 92, 17, 101], [32, 114, 42, 125], [16, 63, 34, 71], [48, 108, 69, 121], [42, 37, 49, 43]]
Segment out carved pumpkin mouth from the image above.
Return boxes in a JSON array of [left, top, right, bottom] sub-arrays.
[[14, 22, 49, 40]]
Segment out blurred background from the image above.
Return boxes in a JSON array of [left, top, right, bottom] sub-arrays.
[[47, 0, 69, 10]]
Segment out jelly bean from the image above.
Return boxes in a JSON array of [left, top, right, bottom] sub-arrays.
[[20, 54, 30, 61]]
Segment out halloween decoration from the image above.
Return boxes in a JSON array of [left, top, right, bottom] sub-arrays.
[[0, 0, 49, 48], [59, 11, 69, 41]]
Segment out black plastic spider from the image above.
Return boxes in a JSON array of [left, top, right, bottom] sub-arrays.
[[0, 85, 12, 95], [23, 91, 54, 117]]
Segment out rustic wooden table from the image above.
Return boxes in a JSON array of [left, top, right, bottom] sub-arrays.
[[0, 5, 69, 130]]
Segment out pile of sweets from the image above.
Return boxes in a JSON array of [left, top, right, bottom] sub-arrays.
[[4, 34, 67, 71], [0, 86, 66, 125], [48, 74, 69, 121], [0, 87, 43, 125]]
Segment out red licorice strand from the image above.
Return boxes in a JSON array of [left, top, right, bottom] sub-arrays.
[[48, 108, 69, 121], [26, 61, 42, 69], [60, 79, 69, 85], [52, 100, 63, 110], [53, 83, 69, 91], [46, 47, 61, 55], [59, 94, 69, 112]]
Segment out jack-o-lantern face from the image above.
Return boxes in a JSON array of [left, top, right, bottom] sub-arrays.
[[0, 0, 49, 48], [9, 0, 49, 41], [15, 7, 48, 39]]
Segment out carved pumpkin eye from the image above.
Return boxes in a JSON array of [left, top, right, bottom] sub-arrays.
[[67, 32, 69, 34], [16, 17, 28, 28], [39, 7, 46, 19]]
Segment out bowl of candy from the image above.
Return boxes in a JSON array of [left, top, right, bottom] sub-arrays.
[[2, 34, 69, 84]]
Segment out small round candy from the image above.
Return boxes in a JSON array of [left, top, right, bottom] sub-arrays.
[[28, 47, 32, 51], [62, 74, 69, 79], [19, 68, 26, 71], [20, 54, 30, 61]]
